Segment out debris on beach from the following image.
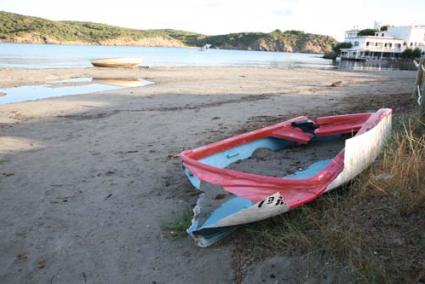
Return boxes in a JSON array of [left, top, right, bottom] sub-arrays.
[[180, 109, 392, 247], [330, 81, 343, 87]]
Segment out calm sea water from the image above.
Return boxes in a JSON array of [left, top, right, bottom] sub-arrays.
[[0, 43, 415, 70], [0, 43, 334, 69]]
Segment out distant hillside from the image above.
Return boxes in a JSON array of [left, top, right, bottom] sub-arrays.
[[0, 11, 195, 47], [0, 11, 337, 53], [188, 30, 337, 53]]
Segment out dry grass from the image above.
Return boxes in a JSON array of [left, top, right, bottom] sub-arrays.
[[238, 116, 425, 283]]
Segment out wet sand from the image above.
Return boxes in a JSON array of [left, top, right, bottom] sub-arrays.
[[0, 66, 416, 283]]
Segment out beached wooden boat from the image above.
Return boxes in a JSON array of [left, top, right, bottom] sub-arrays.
[[180, 108, 392, 247], [90, 58, 141, 68]]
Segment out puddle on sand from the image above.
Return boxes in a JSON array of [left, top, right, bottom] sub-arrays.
[[0, 77, 154, 105], [92, 78, 154, 88]]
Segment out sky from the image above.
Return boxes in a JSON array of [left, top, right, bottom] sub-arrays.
[[1, 0, 425, 40]]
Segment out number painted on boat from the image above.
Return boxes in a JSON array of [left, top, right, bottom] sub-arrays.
[[257, 195, 286, 208]]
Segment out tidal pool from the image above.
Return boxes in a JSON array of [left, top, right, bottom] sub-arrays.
[[0, 77, 153, 105]]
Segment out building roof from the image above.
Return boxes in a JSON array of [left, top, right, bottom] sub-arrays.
[[357, 36, 404, 41]]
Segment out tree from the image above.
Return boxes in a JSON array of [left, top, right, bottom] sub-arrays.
[[402, 48, 422, 59], [412, 48, 422, 58], [380, 25, 389, 31], [332, 42, 353, 54], [358, 29, 378, 36], [285, 30, 304, 35], [402, 48, 413, 59]]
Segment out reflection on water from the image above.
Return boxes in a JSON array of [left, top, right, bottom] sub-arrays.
[[46, 77, 94, 88], [0, 77, 154, 105], [92, 78, 154, 87], [334, 59, 416, 71]]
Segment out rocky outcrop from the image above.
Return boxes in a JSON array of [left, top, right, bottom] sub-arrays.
[[199, 30, 337, 54]]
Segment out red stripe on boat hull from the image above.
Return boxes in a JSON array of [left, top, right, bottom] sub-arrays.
[[180, 109, 392, 209]]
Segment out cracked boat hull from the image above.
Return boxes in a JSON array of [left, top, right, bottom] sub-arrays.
[[181, 109, 392, 247]]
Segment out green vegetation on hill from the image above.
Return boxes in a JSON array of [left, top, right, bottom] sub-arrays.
[[0, 11, 196, 46], [0, 11, 336, 53], [189, 29, 336, 53]]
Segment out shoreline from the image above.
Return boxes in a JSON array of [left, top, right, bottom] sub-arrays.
[[0, 41, 326, 55], [0, 66, 415, 87], [0, 40, 328, 55], [0, 40, 191, 48]]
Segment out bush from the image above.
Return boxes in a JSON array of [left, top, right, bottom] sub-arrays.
[[413, 48, 422, 58], [285, 30, 304, 35], [358, 29, 378, 36], [332, 42, 353, 54], [402, 48, 422, 59]]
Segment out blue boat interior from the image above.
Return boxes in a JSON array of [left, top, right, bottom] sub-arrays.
[[184, 135, 343, 190], [186, 134, 347, 246]]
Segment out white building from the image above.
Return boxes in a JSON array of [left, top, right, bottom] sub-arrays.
[[341, 25, 425, 60]]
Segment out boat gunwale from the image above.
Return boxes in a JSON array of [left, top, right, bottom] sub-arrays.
[[180, 109, 392, 187]]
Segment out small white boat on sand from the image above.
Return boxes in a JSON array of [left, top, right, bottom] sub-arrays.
[[90, 58, 141, 68]]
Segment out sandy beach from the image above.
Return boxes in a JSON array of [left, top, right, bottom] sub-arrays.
[[0, 66, 417, 283]]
